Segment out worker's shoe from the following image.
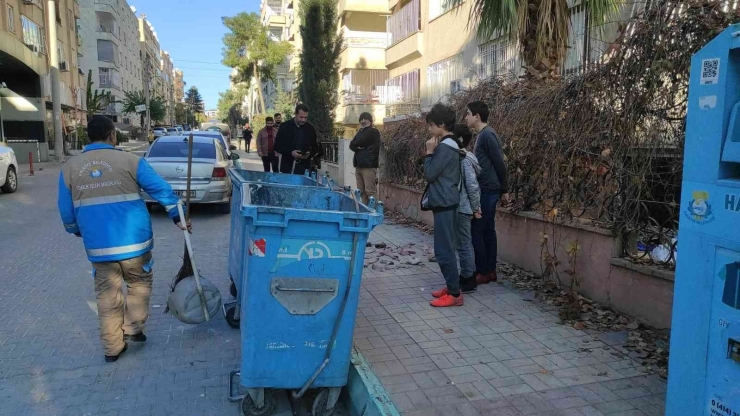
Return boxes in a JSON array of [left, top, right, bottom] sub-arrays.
[[124, 333, 147, 343], [432, 287, 449, 298], [105, 343, 128, 363], [430, 293, 464, 307], [476, 271, 498, 285], [460, 276, 477, 294]]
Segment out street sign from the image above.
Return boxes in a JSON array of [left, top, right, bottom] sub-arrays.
[[135, 104, 147, 113]]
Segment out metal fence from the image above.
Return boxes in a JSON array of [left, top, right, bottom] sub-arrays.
[[321, 141, 339, 164]]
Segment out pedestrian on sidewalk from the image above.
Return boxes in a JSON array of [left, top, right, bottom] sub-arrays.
[[243, 122, 253, 153], [453, 124, 482, 294], [274, 104, 322, 175], [423, 103, 465, 307], [257, 116, 280, 173], [57, 116, 191, 363], [274, 112, 283, 130], [349, 112, 381, 205], [465, 101, 509, 285]]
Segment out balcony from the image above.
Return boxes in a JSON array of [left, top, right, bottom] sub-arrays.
[[340, 29, 388, 71], [386, 31, 423, 68], [339, 0, 389, 15]]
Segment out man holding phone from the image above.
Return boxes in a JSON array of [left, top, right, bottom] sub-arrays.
[[274, 104, 322, 175]]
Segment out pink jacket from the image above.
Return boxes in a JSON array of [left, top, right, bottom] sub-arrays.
[[256, 127, 278, 157]]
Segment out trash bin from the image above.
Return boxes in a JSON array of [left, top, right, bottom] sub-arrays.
[[225, 169, 334, 308], [226, 180, 383, 416]]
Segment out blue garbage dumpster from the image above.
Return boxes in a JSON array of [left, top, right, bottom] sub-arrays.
[[225, 168, 331, 316], [227, 179, 383, 416]]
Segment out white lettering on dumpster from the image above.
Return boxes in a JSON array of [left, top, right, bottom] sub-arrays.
[[265, 342, 294, 350]]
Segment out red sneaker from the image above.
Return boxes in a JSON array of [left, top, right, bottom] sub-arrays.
[[430, 294, 464, 307], [432, 287, 449, 298]]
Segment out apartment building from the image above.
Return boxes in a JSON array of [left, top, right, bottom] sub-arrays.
[[1, 0, 85, 160], [335, 0, 389, 136], [173, 68, 184, 102], [160, 50, 174, 124], [259, 0, 294, 111], [382, 0, 635, 122], [78, 0, 142, 128]]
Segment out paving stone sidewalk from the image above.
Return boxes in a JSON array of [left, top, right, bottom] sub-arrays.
[[354, 223, 667, 416], [0, 153, 665, 415]]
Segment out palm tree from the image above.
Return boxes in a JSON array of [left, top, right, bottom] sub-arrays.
[[449, 0, 621, 79]]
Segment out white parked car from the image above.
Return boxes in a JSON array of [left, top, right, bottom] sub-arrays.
[[0, 142, 18, 194], [142, 135, 240, 213]]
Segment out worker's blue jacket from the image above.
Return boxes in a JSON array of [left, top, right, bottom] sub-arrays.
[[57, 143, 182, 263]]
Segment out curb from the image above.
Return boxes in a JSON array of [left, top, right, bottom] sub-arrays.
[[343, 348, 401, 416]]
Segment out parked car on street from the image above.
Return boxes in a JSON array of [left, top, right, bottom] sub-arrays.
[[166, 127, 180, 136], [181, 124, 191, 131], [142, 135, 240, 213], [200, 122, 231, 146], [187, 130, 237, 156], [0, 142, 18, 194], [152, 128, 167, 143]]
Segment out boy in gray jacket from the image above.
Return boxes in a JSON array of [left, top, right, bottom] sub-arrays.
[[454, 124, 482, 294], [425, 104, 465, 307]]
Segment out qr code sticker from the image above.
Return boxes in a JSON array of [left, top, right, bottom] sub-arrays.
[[701, 58, 720, 85]]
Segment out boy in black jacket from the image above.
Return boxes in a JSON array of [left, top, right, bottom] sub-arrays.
[[424, 104, 465, 307]]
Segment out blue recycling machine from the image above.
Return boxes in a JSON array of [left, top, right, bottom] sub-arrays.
[[224, 169, 383, 416], [666, 25, 740, 415]]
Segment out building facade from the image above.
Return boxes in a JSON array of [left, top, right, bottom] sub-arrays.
[[335, 0, 389, 137], [173, 68, 184, 103], [78, 0, 142, 129], [1, 0, 85, 161]]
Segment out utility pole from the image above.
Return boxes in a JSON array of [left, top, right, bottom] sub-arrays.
[[143, 54, 151, 141], [47, 0, 64, 162]]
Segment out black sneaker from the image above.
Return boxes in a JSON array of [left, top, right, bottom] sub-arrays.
[[460, 276, 478, 294], [105, 343, 128, 363], [124, 333, 147, 343]]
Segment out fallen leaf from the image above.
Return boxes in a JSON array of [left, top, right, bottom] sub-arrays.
[[443, 328, 454, 334], [539, 369, 550, 375], [573, 322, 586, 330], [601, 148, 612, 157]]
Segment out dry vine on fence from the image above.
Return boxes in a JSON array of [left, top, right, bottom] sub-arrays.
[[381, 2, 740, 267]]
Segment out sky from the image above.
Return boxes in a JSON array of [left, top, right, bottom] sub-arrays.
[[133, 0, 260, 110]]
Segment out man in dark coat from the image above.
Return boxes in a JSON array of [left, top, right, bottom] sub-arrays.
[[349, 112, 381, 204], [274, 104, 321, 175]]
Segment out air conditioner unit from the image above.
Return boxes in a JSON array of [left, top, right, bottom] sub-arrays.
[[22, 0, 35, 5], [26, 44, 39, 53], [59, 62, 69, 71]]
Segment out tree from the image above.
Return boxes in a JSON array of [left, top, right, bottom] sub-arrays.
[[85, 69, 114, 118], [449, 0, 619, 79], [184, 86, 205, 114], [273, 86, 295, 121], [175, 102, 188, 125], [121, 90, 166, 127], [222, 12, 293, 114], [297, 0, 343, 140]]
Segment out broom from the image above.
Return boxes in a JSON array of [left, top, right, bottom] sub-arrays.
[[165, 134, 210, 321]]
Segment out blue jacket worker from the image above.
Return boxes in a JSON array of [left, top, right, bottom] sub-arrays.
[[57, 116, 191, 363]]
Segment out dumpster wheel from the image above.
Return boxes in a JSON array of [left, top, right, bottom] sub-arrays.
[[311, 389, 337, 416], [241, 390, 275, 416], [225, 305, 240, 329]]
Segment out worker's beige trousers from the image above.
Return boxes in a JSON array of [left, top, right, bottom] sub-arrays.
[[92, 252, 153, 356], [355, 168, 378, 205]]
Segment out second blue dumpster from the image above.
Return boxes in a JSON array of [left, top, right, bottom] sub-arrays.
[[229, 180, 383, 416]]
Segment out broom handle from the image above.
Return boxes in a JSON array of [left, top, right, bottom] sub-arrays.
[[177, 203, 210, 321]]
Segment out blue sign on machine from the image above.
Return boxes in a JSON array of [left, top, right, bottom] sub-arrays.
[[666, 24, 740, 415]]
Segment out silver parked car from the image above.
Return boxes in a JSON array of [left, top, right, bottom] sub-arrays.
[[143, 135, 240, 213], [186, 130, 237, 157]]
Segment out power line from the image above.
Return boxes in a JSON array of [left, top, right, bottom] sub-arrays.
[[174, 59, 228, 65]]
